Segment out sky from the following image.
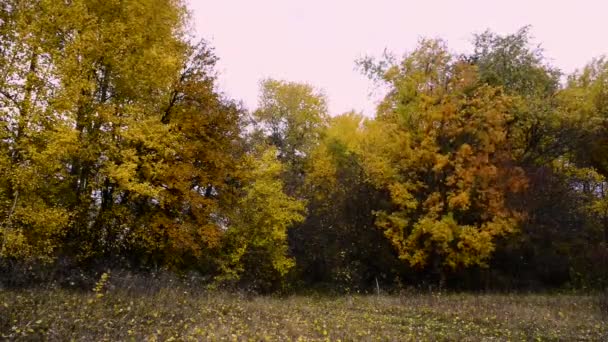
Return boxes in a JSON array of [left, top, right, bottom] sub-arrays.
[[188, 0, 607, 116]]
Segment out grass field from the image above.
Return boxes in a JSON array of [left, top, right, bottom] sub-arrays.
[[1, 284, 606, 341]]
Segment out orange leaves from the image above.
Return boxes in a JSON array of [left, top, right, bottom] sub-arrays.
[[361, 40, 527, 272]]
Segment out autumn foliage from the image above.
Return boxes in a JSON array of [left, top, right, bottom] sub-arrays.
[[0, 2, 606, 291], [361, 42, 528, 275]]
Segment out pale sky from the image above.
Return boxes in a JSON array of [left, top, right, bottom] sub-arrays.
[[189, 0, 607, 116]]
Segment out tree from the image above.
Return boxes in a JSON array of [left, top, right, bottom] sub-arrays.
[[360, 40, 527, 285], [219, 147, 305, 292], [121, 42, 246, 269], [0, 0, 247, 272], [253, 79, 329, 195], [470, 26, 563, 166], [560, 57, 608, 176], [292, 112, 400, 289], [465, 28, 606, 289], [0, 0, 71, 262], [557, 57, 608, 287]]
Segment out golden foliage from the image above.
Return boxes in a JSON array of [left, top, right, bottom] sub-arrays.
[[361, 41, 527, 271]]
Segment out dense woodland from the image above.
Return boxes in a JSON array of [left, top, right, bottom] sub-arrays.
[[1, 0, 607, 293]]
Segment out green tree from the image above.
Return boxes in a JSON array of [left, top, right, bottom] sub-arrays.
[[470, 26, 563, 165], [464, 28, 605, 289]]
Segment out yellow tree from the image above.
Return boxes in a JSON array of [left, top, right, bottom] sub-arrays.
[[360, 40, 527, 283], [120, 42, 245, 269], [219, 147, 305, 291], [560, 57, 608, 176], [0, 0, 71, 262], [43, 0, 189, 262], [253, 79, 329, 195], [0, 0, 247, 270]]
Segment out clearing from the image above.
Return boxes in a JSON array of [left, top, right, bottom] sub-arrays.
[[1, 288, 606, 341]]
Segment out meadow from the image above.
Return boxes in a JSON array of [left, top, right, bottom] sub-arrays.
[[1, 279, 606, 341]]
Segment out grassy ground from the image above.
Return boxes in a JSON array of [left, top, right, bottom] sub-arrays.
[[1, 285, 606, 341]]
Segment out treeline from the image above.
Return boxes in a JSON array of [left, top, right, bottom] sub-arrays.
[[1, 0, 607, 292]]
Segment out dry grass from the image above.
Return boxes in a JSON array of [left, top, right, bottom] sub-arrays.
[[600, 289, 608, 320], [1, 283, 606, 341]]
